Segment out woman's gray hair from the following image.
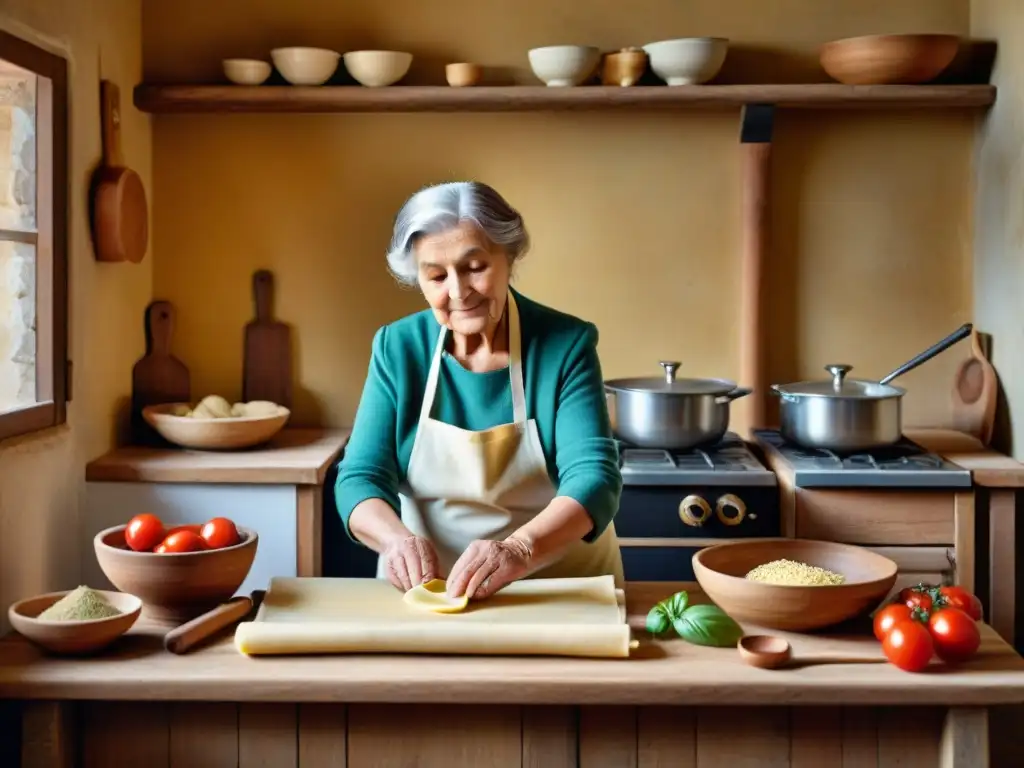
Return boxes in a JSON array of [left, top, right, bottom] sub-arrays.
[[386, 181, 530, 285]]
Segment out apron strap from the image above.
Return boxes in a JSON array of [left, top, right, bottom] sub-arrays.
[[417, 291, 528, 428]]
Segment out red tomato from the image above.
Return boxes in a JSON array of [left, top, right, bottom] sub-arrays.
[[882, 620, 934, 672], [902, 591, 933, 614], [200, 517, 241, 550], [156, 530, 207, 553], [928, 608, 981, 663], [125, 513, 165, 552], [874, 603, 914, 642], [938, 586, 983, 622]]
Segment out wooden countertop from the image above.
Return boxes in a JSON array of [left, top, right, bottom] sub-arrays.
[[85, 429, 350, 486], [905, 428, 1024, 488], [2, 584, 1023, 706]]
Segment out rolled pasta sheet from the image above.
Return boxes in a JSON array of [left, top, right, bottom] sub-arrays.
[[235, 620, 633, 659]]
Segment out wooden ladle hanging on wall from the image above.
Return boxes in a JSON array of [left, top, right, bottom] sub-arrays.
[[91, 80, 148, 263]]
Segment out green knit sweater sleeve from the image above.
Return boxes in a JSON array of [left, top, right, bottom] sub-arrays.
[[333, 326, 403, 526], [552, 323, 621, 541]]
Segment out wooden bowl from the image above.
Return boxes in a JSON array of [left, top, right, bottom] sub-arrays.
[[692, 538, 898, 631], [819, 34, 959, 85], [8, 590, 142, 655], [143, 403, 290, 450], [94, 525, 258, 624]]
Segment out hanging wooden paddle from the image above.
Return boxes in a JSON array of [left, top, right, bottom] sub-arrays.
[[92, 80, 148, 263], [131, 301, 190, 444]]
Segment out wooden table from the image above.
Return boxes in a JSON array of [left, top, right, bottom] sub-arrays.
[[2, 585, 1023, 767]]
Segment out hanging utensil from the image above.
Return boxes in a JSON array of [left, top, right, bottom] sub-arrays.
[[771, 323, 972, 452], [951, 328, 997, 445]]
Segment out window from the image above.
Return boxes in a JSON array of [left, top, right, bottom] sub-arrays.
[[0, 30, 68, 441]]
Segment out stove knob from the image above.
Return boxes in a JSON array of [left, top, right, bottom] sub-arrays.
[[715, 494, 746, 526], [679, 495, 712, 527]]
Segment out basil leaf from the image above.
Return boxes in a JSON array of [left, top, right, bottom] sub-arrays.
[[665, 591, 689, 620], [645, 603, 671, 636], [672, 604, 744, 648]]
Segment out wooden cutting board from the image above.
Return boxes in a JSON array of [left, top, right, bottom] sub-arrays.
[[131, 300, 190, 444], [951, 329, 998, 445], [243, 270, 293, 408]]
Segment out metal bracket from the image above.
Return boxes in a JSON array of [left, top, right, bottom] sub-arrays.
[[740, 103, 776, 145]]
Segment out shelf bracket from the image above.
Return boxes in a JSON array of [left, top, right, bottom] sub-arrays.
[[737, 103, 775, 437]]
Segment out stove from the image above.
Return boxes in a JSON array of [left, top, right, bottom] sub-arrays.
[[753, 429, 971, 489], [619, 432, 776, 487], [616, 433, 779, 583]]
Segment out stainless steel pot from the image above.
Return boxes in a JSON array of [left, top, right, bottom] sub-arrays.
[[605, 361, 752, 450], [771, 323, 973, 452]]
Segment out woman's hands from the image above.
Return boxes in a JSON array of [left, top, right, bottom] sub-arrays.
[[447, 535, 533, 600], [381, 535, 440, 591]]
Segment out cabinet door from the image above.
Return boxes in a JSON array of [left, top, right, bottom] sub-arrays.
[[83, 483, 298, 596]]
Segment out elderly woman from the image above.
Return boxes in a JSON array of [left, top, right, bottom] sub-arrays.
[[335, 181, 623, 601]]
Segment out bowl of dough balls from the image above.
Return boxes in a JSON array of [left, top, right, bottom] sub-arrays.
[[143, 395, 290, 450]]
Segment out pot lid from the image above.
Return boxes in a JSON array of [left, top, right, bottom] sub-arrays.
[[605, 360, 737, 396], [773, 364, 906, 399]]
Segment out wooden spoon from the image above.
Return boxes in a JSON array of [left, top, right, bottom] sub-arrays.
[[738, 635, 887, 670], [951, 328, 997, 446]]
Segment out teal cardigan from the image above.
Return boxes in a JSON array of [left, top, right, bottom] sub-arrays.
[[334, 288, 622, 543]]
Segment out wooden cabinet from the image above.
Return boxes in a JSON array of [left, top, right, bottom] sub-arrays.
[[83, 429, 349, 595]]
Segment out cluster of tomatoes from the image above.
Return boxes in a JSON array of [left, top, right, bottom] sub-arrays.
[[124, 513, 241, 554], [872, 583, 983, 673]]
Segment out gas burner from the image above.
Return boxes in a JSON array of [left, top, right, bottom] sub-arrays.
[[618, 433, 775, 487], [752, 429, 971, 489]]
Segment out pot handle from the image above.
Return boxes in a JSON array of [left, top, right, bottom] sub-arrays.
[[715, 386, 753, 405], [658, 360, 681, 384], [769, 384, 798, 403]]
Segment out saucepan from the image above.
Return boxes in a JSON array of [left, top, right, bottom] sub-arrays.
[[770, 323, 973, 452], [605, 361, 752, 450]]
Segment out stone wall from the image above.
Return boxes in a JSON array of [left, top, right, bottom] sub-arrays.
[[0, 66, 36, 412]]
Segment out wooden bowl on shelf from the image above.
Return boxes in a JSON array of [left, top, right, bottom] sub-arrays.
[[819, 34, 960, 85], [692, 538, 898, 632], [143, 403, 290, 450], [94, 525, 258, 624], [8, 590, 142, 654]]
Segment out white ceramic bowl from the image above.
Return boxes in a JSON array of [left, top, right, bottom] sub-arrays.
[[223, 59, 272, 85], [271, 47, 341, 86], [642, 37, 729, 85], [343, 50, 413, 87], [528, 45, 600, 87]]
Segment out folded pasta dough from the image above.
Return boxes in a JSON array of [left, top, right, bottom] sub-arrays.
[[235, 620, 632, 658]]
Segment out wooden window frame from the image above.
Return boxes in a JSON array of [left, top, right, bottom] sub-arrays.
[[0, 30, 69, 441]]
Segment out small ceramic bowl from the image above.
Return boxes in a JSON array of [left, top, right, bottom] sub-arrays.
[[343, 50, 413, 87], [528, 45, 601, 87], [602, 48, 648, 87], [271, 47, 341, 86], [222, 59, 272, 86], [446, 62, 483, 87], [642, 37, 729, 85], [9, 589, 142, 655]]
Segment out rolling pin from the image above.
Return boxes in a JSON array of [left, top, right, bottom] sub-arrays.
[[163, 591, 263, 654]]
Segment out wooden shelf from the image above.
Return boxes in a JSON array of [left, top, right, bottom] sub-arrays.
[[133, 83, 996, 114]]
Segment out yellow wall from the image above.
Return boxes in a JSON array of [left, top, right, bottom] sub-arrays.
[[143, 0, 975, 431], [0, 0, 151, 628], [971, 0, 1024, 457]]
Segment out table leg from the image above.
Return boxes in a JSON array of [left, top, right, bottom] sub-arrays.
[[940, 706, 989, 768]]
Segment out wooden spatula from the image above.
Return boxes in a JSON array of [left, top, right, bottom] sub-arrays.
[[951, 328, 997, 445], [243, 270, 293, 408], [131, 300, 191, 443]]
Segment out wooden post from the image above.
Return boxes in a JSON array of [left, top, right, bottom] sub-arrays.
[[738, 104, 775, 437]]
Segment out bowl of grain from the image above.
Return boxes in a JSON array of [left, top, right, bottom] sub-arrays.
[[8, 586, 142, 655], [692, 538, 898, 632]]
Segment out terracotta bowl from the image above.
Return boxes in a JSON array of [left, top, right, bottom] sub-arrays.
[[143, 403, 290, 450], [819, 34, 960, 85], [8, 589, 142, 655], [94, 525, 258, 624], [692, 538, 898, 632]]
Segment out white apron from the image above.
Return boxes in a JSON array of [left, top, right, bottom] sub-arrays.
[[377, 292, 624, 586]]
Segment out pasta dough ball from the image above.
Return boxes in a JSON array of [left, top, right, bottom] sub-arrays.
[[191, 394, 232, 419], [240, 400, 280, 418]]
